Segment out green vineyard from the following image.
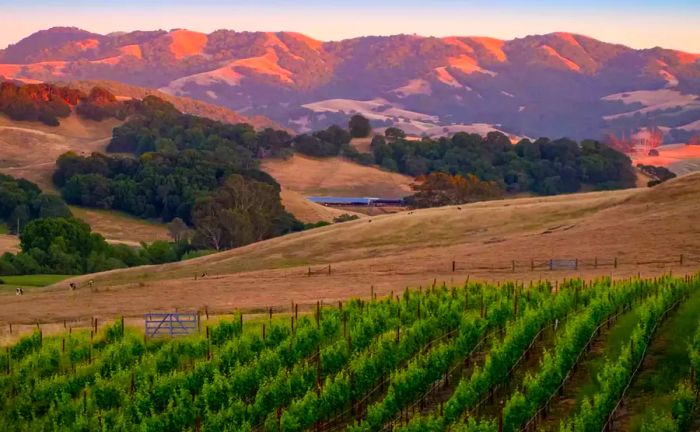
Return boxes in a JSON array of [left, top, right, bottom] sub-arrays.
[[1, 275, 699, 432]]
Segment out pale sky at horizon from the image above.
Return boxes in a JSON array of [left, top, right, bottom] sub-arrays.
[[2, 0, 700, 52]]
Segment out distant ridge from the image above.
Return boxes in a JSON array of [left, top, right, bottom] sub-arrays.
[[1, 27, 699, 141]]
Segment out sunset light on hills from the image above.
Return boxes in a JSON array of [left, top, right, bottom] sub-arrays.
[[1, 2, 700, 432]]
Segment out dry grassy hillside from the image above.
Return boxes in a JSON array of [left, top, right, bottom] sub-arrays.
[[2, 174, 699, 323], [0, 114, 119, 190], [68, 207, 170, 246], [278, 188, 365, 223], [0, 114, 171, 245], [0, 235, 19, 255], [262, 154, 414, 198], [63, 80, 284, 131]]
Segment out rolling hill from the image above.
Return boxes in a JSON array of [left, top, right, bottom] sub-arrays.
[[2, 173, 698, 323], [1, 27, 699, 143]]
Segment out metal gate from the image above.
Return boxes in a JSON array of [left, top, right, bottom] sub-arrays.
[[144, 312, 199, 338]]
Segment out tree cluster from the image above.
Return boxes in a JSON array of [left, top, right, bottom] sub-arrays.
[[405, 172, 504, 208], [0, 82, 138, 126], [54, 97, 302, 251], [370, 130, 636, 195], [0, 173, 71, 234], [0, 82, 79, 126], [0, 217, 196, 276]]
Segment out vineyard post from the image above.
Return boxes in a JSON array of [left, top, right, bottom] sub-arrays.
[[206, 326, 209, 340], [328, 264, 331, 275], [63, 319, 66, 329], [291, 315, 295, 334], [531, 258, 534, 271], [594, 257, 598, 269], [295, 303, 299, 321], [343, 314, 347, 338], [205, 305, 209, 320], [262, 324, 266, 341], [498, 400, 504, 432], [8, 323, 11, 334], [121, 316, 125, 335], [6, 347, 10, 374], [680, 254, 684, 266], [269, 307, 273, 322], [316, 301, 320, 327], [240, 312, 243, 333], [512, 260, 515, 272], [62, 338, 65, 353], [452, 260, 456, 272], [308, 267, 311, 277], [575, 259, 578, 270], [371, 285, 374, 299], [614, 257, 618, 268]]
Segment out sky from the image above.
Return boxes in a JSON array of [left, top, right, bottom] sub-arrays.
[[2, 0, 700, 52]]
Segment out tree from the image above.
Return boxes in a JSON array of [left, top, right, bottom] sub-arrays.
[[166, 217, 191, 243], [192, 175, 296, 250], [385, 127, 406, 141], [405, 173, 503, 208], [349, 114, 372, 138]]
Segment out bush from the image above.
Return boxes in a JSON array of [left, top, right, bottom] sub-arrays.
[[333, 214, 360, 223]]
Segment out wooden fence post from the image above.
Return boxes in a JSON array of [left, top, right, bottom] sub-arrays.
[[452, 260, 456, 272], [328, 264, 331, 275], [498, 400, 504, 432], [614, 257, 618, 269]]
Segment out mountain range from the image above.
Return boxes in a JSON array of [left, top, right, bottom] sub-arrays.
[[1, 27, 699, 142]]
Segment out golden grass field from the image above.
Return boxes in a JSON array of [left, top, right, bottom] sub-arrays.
[[0, 114, 119, 191], [0, 234, 20, 255], [68, 206, 170, 246], [2, 173, 699, 325], [278, 188, 366, 223], [262, 154, 414, 198]]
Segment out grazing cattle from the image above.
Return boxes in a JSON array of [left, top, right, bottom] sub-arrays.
[[457, 207, 462, 210], [88, 280, 94, 288], [69, 283, 77, 291], [201, 273, 207, 278], [15, 288, 23, 296]]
